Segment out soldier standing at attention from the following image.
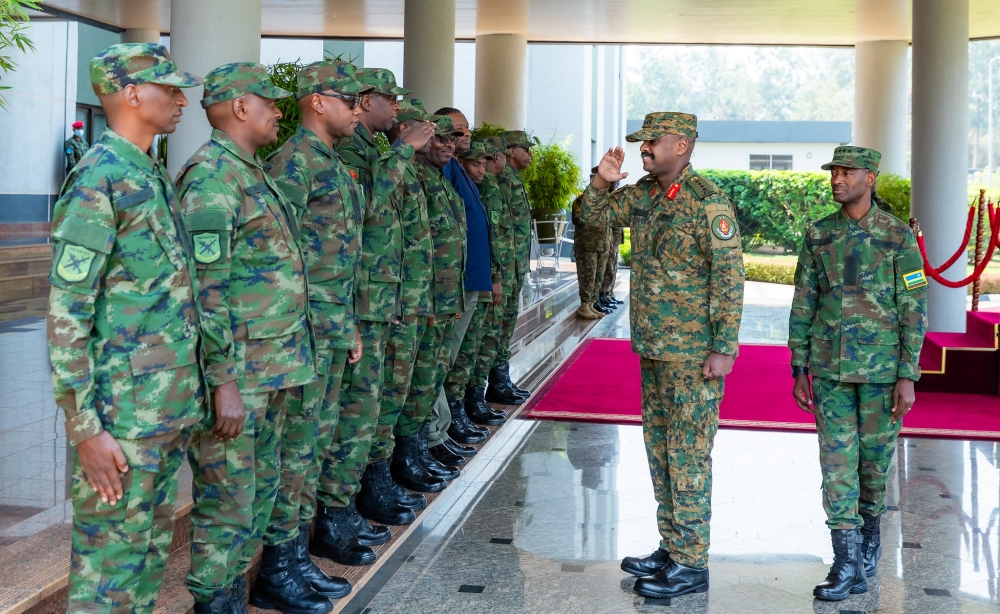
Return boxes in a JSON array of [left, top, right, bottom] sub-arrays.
[[176, 63, 316, 613], [788, 146, 927, 601], [50, 43, 204, 614], [65, 120, 89, 173], [580, 112, 745, 599], [572, 166, 613, 320], [262, 60, 370, 612]]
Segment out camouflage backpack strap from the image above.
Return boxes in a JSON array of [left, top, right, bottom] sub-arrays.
[[686, 173, 719, 200]]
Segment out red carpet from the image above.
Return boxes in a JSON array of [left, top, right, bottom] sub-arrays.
[[522, 338, 1000, 440]]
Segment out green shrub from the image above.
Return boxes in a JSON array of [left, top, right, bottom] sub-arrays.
[[743, 256, 797, 285], [257, 60, 305, 159], [620, 228, 631, 266], [519, 137, 583, 211], [875, 174, 910, 220], [470, 121, 508, 139]]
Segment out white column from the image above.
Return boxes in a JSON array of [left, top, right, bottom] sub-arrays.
[[854, 40, 909, 177], [121, 29, 161, 44], [911, 0, 969, 332], [403, 0, 454, 113], [166, 0, 262, 177], [474, 34, 527, 130]]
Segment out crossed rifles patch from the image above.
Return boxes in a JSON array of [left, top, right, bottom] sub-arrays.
[[56, 244, 96, 282], [193, 232, 222, 264]]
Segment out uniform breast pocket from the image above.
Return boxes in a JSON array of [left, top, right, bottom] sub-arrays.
[[308, 187, 349, 230]]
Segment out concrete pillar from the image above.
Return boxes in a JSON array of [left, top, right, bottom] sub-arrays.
[[854, 41, 909, 177], [911, 0, 969, 332], [166, 0, 262, 177], [121, 29, 161, 44], [474, 34, 527, 130], [403, 0, 454, 113]]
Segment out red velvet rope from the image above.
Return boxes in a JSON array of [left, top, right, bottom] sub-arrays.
[[924, 205, 976, 275], [918, 204, 1000, 288]]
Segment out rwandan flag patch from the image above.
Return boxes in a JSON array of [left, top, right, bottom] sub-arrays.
[[903, 269, 928, 291]]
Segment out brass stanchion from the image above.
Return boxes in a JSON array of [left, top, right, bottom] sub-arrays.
[[973, 189, 987, 312]]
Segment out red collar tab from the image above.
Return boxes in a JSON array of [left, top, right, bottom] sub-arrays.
[[666, 183, 681, 200], [649, 185, 656, 198]]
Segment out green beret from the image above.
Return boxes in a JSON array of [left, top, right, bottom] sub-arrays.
[[90, 43, 201, 96], [201, 62, 292, 109], [625, 112, 698, 142]]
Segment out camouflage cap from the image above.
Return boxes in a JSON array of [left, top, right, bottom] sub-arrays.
[[396, 98, 435, 123], [201, 62, 292, 109], [503, 130, 535, 149], [357, 68, 410, 97], [625, 111, 698, 142], [296, 60, 369, 99], [821, 146, 882, 175], [481, 136, 513, 156], [90, 43, 201, 96], [460, 139, 493, 160], [434, 114, 464, 137]]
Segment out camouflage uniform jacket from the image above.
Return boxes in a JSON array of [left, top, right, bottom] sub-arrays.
[[398, 159, 435, 316], [480, 171, 516, 293], [788, 204, 928, 383], [415, 155, 466, 315], [498, 165, 532, 280], [176, 128, 314, 393], [267, 125, 363, 350], [336, 123, 412, 321], [571, 193, 612, 252], [64, 136, 89, 171], [48, 129, 205, 446], [579, 164, 745, 362]]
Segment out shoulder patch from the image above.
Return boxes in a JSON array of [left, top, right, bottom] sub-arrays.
[[686, 175, 718, 200], [192, 232, 222, 264], [903, 269, 928, 291], [706, 208, 740, 248], [56, 244, 96, 282]]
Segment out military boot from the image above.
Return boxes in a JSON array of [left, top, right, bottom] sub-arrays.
[[431, 442, 466, 466], [230, 575, 248, 614], [621, 547, 671, 577], [813, 529, 868, 600], [443, 437, 478, 457], [576, 303, 604, 320], [593, 300, 613, 314], [599, 293, 617, 311], [310, 505, 376, 566], [634, 559, 709, 599], [446, 397, 488, 444], [390, 432, 447, 493], [295, 525, 352, 599], [488, 365, 528, 400], [249, 541, 333, 614], [344, 496, 392, 546], [484, 372, 525, 405], [860, 513, 882, 577], [496, 362, 530, 397], [417, 423, 460, 480], [357, 461, 418, 525], [372, 457, 426, 510], [192, 588, 231, 614], [469, 386, 509, 424]]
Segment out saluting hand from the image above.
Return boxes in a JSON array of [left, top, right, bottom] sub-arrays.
[[792, 374, 814, 413], [77, 431, 129, 505], [593, 147, 628, 189], [401, 121, 435, 151], [212, 379, 246, 440], [892, 378, 916, 422]]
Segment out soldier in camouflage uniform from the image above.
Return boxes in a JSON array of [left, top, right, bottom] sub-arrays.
[[65, 121, 89, 174], [572, 166, 612, 320], [176, 63, 317, 613], [261, 60, 371, 611], [50, 43, 204, 614], [366, 98, 451, 498], [599, 225, 625, 310], [788, 146, 927, 601], [580, 112, 745, 599]]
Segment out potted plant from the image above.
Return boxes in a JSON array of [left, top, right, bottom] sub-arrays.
[[519, 136, 582, 242]]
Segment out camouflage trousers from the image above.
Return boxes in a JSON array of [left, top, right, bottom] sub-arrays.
[[265, 347, 349, 546], [317, 320, 389, 508], [577, 250, 609, 304], [443, 296, 490, 400], [369, 315, 427, 462], [600, 246, 619, 294], [640, 358, 722, 569], [429, 291, 480, 447], [186, 389, 287, 601], [396, 316, 457, 438], [813, 377, 901, 530], [68, 427, 195, 614], [495, 277, 524, 366]]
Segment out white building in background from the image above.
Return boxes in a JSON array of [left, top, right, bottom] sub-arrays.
[[621, 120, 852, 182]]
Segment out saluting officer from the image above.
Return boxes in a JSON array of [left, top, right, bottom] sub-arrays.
[[579, 111, 745, 600], [789, 146, 927, 601]]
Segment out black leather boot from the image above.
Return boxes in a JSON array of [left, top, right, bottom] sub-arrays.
[[390, 432, 447, 493], [860, 514, 882, 577], [249, 541, 333, 614], [599, 293, 617, 310], [373, 458, 426, 511], [192, 588, 231, 614], [443, 437, 477, 457], [344, 497, 392, 546], [593, 300, 613, 314], [431, 442, 466, 466], [484, 370, 526, 405], [610, 294, 624, 305], [489, 364, 528, 399], [814, 529, 868, 600], [496, 362, 530, 397], [621, 547, 671, 577], [310, 505, 376, 566], [418, 423, 460, 480], [357, 461, 417, 525], [230, 575, 248, 614], [468, 387, 509, 424], [446, 397, 488, 444], [634, 559, 709, 599], [295, 525, 351, 599]]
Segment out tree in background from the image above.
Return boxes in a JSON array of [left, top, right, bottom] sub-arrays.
[[0, 0, 39, 109]]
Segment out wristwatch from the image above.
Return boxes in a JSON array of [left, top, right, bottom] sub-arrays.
[[791, 366, 809, 377]]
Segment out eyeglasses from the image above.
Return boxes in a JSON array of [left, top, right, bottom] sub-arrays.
[[435, 135, 456, 144], [319, 92, 361, 109]]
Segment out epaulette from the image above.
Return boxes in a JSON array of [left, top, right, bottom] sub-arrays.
[[686, 174, 719, 200]]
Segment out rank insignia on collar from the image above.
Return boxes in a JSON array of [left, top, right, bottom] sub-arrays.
[[348, 168, 359, 181], [649, 186, 656, 198], [666, 183, 681, 200]]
